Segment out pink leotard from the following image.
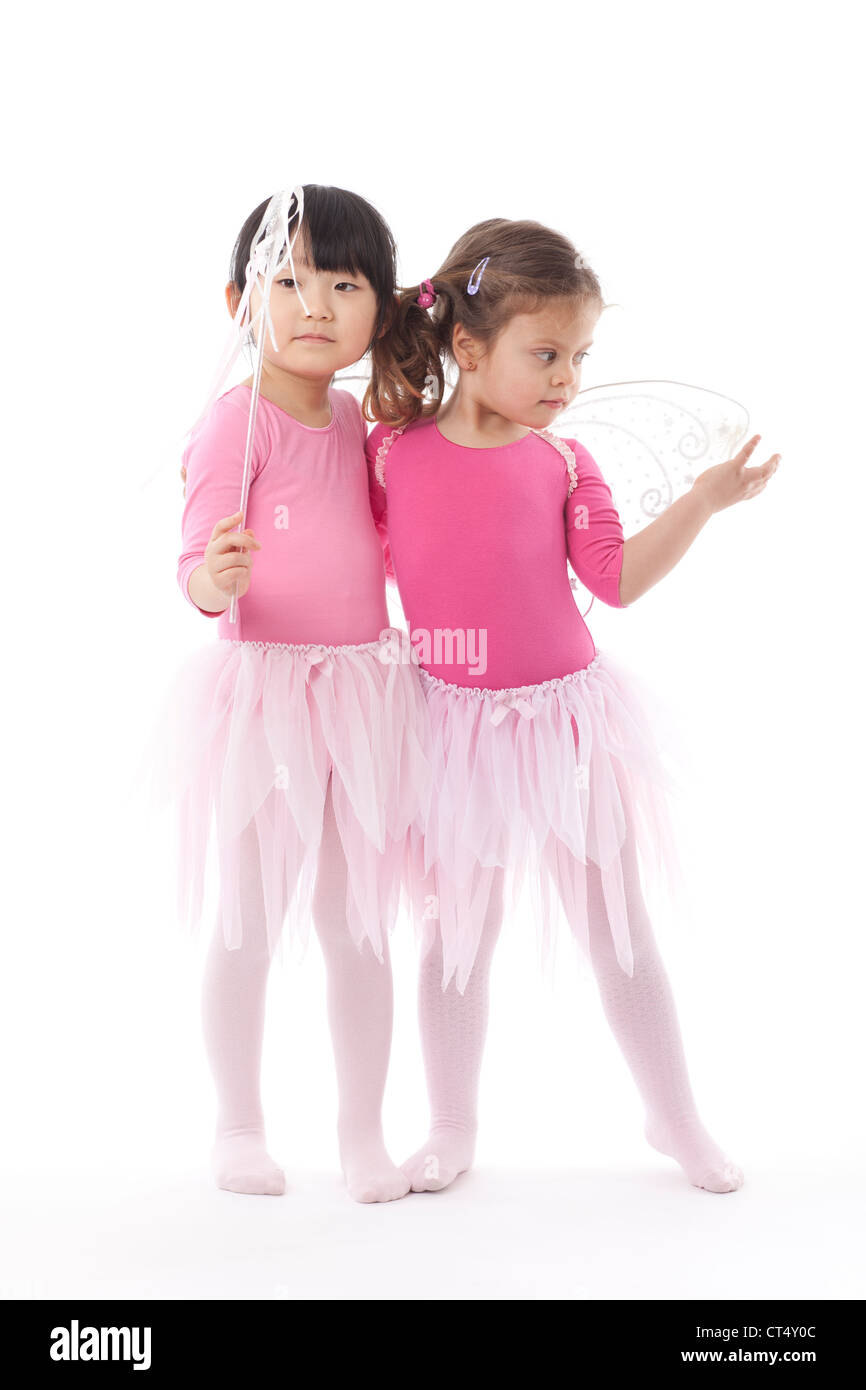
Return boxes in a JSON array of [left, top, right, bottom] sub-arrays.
[[365, 416, 628, 689], [178, 384, 389, 645]]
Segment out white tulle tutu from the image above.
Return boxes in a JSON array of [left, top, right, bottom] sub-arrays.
[[146, 632, 431, 961], [405, 649, 688, 993]]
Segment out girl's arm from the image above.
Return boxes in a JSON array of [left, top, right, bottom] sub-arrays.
[[178, 395, 267, 614], [618, 434, 781, 606], [186, 520, 260, 615], [187, 562, 229, 614], [179, 472, 243, 614], [564, 443, 629, 608], [618, 488, 714, 606]]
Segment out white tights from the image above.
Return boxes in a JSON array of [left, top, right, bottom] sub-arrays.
[[201, 774, 409, 1201], [400, 825, 743, 1194], [200, 783, 742, 1199]]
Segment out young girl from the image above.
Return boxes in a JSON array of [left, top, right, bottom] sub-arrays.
[[155, 185, 430, 1203], [364, 218, 780, 1195]]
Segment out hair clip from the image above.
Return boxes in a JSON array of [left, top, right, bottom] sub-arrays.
[[466, 256, 490, 295], [574, 251, 586, 269], [416, 279, 436, 308]]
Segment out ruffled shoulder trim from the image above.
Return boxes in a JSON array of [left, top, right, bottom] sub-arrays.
[[530, 428, 578, 497], [374, 424, 406, 489]]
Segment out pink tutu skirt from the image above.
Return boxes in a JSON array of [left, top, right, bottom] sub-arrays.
[[405, 648, 688, 994], [146, 632, 431, 961]]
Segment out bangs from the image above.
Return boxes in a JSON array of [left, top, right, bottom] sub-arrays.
[[297, 207, 361, 277], [297, 186, 392, 291]]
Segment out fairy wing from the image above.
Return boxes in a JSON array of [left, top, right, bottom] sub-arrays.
[[552, 379, 750, 534]]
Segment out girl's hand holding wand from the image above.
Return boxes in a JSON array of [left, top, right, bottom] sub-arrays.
[[186, 510, 262, 614]]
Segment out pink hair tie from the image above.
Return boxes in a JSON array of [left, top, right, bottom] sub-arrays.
[[416, 279, 436, 308]]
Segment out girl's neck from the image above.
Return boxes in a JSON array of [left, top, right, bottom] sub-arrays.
[[242, 368, 333, 427], [436, 393, 530, 449]]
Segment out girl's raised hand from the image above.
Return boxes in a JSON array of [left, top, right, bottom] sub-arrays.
[[205, 511, 262, 599], [693, 435, 781, 515], [181, 463, 187, 498]]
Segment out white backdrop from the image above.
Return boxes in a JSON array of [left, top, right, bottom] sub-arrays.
[[2, 0, 863, 1301]]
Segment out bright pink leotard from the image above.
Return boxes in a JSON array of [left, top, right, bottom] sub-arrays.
[[364, 416, 628, 688], [179, 384, 389, 645]]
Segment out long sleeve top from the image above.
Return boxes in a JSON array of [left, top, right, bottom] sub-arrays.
[[178, 385, 389, 645], [365, 415, 627, 688]]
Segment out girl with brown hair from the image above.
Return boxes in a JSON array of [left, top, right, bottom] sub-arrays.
[[364, 217, 780, 1195]]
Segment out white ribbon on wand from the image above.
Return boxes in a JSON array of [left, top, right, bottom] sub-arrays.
[[224, 186, 309, 623], [229, 288, 267, 624]]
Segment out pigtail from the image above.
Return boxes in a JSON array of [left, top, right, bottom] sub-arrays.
[[365, 281, 453, 428]]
